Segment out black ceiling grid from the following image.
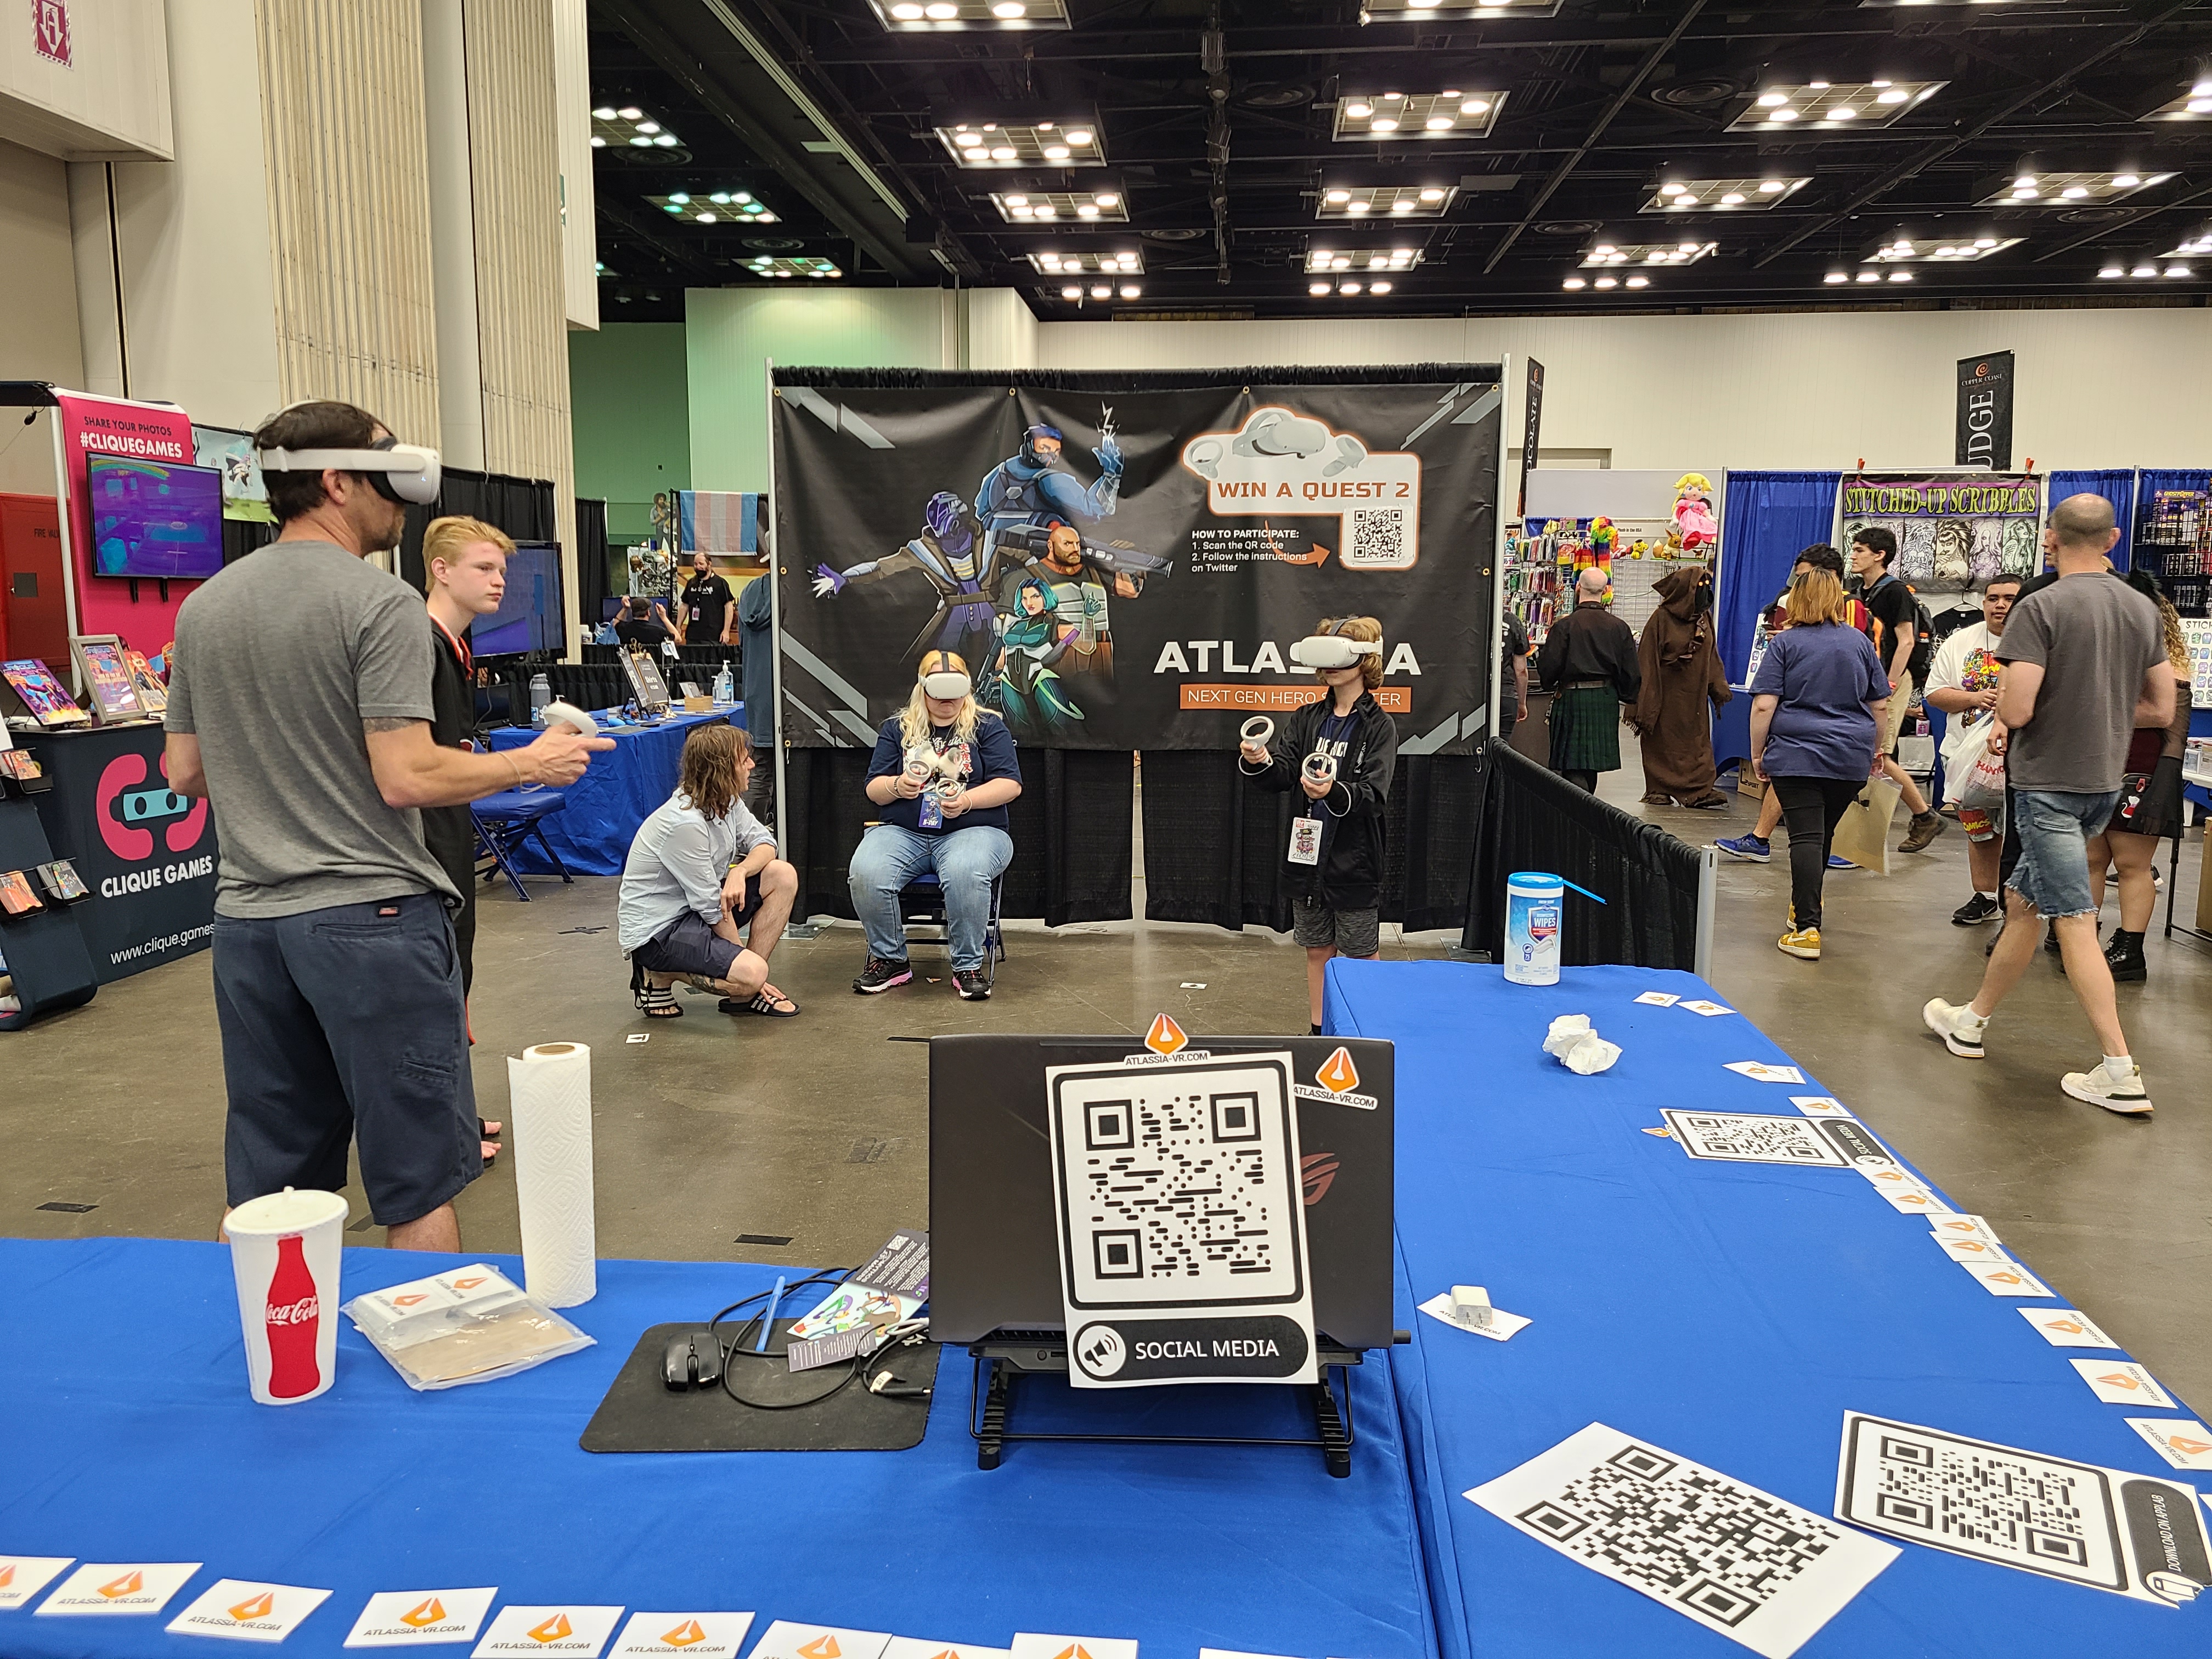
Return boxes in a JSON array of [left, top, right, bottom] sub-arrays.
[[587, 0, 2212, 323]]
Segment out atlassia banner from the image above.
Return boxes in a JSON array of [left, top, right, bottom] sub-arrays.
[[54, 391, 200, 650], [771, 369, 1501, 752]]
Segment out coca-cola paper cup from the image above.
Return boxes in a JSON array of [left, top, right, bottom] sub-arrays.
[[224, 1187, 347, 1406]]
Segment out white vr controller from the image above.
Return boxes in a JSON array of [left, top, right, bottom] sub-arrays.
[[539, 700, 599, 737], [1239, 716, 1275, 747], [903, 746, 961, 788], [1302, 751, 1339, 788]]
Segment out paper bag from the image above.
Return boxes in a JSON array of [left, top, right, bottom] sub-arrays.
[[1831, 776, 1903, 876]]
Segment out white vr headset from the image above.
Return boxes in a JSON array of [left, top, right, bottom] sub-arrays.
[[256, 436, 443, 505], [921, 670, 973, 701], [1289, 634, 1383, 670]]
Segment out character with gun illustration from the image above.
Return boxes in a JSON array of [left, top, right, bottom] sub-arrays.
[[995, 518, 1172, 681]]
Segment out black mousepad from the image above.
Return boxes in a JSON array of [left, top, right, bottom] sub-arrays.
[[580, 1321, 940, 1453]]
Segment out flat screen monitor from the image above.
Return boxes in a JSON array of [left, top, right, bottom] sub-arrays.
[[87, 455, 224, 580], [471, 541, 564, 657]]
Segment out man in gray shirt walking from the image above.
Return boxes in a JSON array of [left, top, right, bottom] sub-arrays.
[[1921, 494, 2172, 1115], [165, 401, 610, 1249]]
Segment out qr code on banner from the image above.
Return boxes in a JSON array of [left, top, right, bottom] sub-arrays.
[[1468, 1424, 1897, 1657], [1837, 1415, 2126, 1593], [1661, 1109, 1850, 1166], [1050, 1059, 1306, 1311], [1346, 506, 1411, 568]]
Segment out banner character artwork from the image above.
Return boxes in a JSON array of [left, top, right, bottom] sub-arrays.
[[1839, 473, 2041, 587], [772, 371, 1500, 752]]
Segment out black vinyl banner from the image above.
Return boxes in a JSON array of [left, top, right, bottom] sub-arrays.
[[1955, 351, 2014, 470], [770, 368, 1501, 752]]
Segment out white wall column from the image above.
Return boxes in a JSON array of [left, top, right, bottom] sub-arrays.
[[421, 0, 486, 469]]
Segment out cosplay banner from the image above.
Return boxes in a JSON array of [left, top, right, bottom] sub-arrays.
[[1838, 471, 2042, 587], [770, 369, 1502, 752]]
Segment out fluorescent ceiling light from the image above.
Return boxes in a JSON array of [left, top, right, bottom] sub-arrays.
[[1730, 80, 1944, 132], [1641, 177, 1809, 213], [1333, 90, 1508, 140], [935, 119, 1104, 167]]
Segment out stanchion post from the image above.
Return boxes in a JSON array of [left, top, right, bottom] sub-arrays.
[[1694, 844, 1717, 982]]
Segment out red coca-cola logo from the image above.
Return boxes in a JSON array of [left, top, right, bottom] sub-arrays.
[[266, 1296, 320, 1328]]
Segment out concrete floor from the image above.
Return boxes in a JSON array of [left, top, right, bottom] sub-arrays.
[[6, 757, 2207, 1410]]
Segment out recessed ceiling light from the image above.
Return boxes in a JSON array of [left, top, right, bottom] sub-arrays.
[[991, 145, 1017, 160], [1832, 107, 1858, 120], [1877, 89, 1907, 104], [1044, 145, 1070, 160], [926, 2, 957, 16], [1461, 99, 1489, 115], [1419, 187, 1445, 201], [2132, 262, 2158, 277], [1870, 79, 1892, 89], [1758, 180, 1786, 193], [1310, 281, 1331, 295], [1120, 284, 1139, 297], [1757, 92, 1786, 107], [2098, 262, 2123, 278], [1426, 116, 1453, 130], [2112, 174, 2140, 188], [1856, 271, 1880, 283], [1348, 201, 1370, 213], [1808, 81, 1830, 91], [1077, 204, 1098, 218], [1722, 193, 1746, 205], [1562, 276, 1586, 289], [1888, 270, 1912, 281], [1327, 189, 1351, 202], [1065, 128, 1093, 145], [1825, 271, 1847, 283], [1340, 281, 1362, 294], [1095, 193, 1118, 206], [2166, 264, 2191, 278], [1090, 283, 1110, 298], [592, 105, 615, 120], [1347, 103, 1373, 118], [2015, 174, 2036, 188], [618, 107, 642, 120], [1062, 285, 1081, 298], [890, 1, 925, 13], [1770, 109, 1798, 121], [1373, 117, 1400, 132], [1626, 275, 1648, 287], [993, 1, 1028, 14], [1370, 280, 1392, 293], [1594, 275, 1617, 289]]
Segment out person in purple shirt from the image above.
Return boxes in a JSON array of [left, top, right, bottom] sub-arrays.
[[1748, 568, 1891, 963]]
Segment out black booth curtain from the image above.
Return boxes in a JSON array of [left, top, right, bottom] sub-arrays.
[[574, 496, 610, 631], [396, 469, 557, 593], [1138, 753, 1482, 936], [1464, 740, 1703, 970]]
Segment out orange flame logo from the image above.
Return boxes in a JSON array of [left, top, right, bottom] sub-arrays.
[[797, 1638, 841, 1658], [2170, 1435, 2212, 1455], [529, 1612, 574, 1643], [0, 1564, 14, 1589], [1317, 1047, 1359, 1093], [2097, 1372, 2142, 1390], [662, 1620, 709, 1649], [97, 1570, 144, 1599], [1143, 1014, 1188, 1056], [229, 1590, 275, 1621], [400, 1596, 447, 1627]]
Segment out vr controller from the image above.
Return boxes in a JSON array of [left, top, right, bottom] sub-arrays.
[[1239, 716, 1274, 748], [903, 746, 962, 791], [539, 701, 599, 737], [1302, 751, 1339, 788]]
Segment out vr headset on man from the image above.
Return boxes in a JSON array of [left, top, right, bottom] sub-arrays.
[[257, 431, 443, 504]]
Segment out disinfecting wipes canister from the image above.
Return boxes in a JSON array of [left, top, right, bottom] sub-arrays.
[[1505, 871, 1564, 986]]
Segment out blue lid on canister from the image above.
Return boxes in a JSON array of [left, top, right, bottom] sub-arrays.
[[1508, 871, 1564, 887]]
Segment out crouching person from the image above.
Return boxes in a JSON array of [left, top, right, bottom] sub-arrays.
[[621, 724, 800, 1019]]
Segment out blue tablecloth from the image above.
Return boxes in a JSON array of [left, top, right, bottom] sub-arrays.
[[486, 706, 741, 876], [1326, 961, 2207, 1659], [1713, 694, 1753, 772], [0, 1240, 1436, 1659]]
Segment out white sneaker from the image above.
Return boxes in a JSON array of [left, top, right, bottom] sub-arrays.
[[1922, 997, 1987, 1059], [2061, 1060, 2153, 1116]]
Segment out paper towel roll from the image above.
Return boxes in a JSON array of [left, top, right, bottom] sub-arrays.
[[506, 1042, 597, 1307]]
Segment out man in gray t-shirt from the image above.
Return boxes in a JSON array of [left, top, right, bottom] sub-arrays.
[[165, 400, 608, 1251], [1922, 493, 2174, 1118]]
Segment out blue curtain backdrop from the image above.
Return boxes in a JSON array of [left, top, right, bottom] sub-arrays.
[[1715, 471, 1842, 682], [2048, 469, 2138, 571]]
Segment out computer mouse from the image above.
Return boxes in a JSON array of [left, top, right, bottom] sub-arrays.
[[661, 1331, 724, 1391]]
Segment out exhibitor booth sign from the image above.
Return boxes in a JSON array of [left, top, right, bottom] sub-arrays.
[[771, 368, 1502, 753]]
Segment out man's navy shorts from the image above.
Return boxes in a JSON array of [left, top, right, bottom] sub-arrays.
[[213, 892, 478, 1228]]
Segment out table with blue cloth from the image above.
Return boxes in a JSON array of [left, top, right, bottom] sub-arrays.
[[486, 706, 742, 876], [1326, 960, 2208, 1659], [0, 1239, 1437, 1658]]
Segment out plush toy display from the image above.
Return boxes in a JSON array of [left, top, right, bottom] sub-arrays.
[[1672, 473, 1718, 552]]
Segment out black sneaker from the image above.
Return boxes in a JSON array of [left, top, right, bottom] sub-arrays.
[[952, 968, 991, 1000], [1951, 893, 2001, 927], [853, 956, 913, 994]]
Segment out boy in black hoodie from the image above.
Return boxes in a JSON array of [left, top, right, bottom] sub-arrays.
[[1239, 614, 1399, 1033]]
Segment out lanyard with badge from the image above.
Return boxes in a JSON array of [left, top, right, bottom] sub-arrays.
[[1288, 710, 1355, 865]]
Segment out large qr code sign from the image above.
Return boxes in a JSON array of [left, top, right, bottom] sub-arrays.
[[1838, 1416, 2126, 1593], [1516, 1446, 1844, 1628], [1347, 507, 1409, 568], [1053, 1062, 1304, 1311], [1662, 1109, 1850, 1167]]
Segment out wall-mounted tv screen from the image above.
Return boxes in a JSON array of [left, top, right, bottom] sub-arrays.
[[471, 541, 565, 657], [87, 455, 224, 580]]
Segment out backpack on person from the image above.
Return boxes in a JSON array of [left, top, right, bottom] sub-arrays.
[[1905, 589, 1937, 684]]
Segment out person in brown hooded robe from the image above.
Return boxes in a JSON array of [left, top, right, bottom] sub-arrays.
[[1630, 564, 1732, 808]]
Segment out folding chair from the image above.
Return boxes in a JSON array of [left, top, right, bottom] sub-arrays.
[[471, 787, 573, 901], [899, 868, 1007, 986]]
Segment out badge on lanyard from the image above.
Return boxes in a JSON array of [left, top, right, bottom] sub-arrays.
[[1288, 814, 1323, 865], [918, 792, 944, 830]]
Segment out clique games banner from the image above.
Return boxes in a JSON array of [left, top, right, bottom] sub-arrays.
[[771, 368, 1502, 752]]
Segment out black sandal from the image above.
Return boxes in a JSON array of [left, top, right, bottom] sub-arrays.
[[719, 984, 799, 1017], [635, 984, 682, 1019]]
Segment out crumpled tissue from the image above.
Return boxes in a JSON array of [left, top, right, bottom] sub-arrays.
[[1542, 1013, 1621, 1075]]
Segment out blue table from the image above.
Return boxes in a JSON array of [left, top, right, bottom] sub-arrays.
[[0, 1240, 1437, 1659], [486, 706, 742, 876], [1327, 961, 2208, 1659], [1712, 694, 1753, 775]]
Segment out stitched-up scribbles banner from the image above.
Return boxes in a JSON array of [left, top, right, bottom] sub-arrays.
[[771, 366, 1502, 752], [1837, 472, 2043, 588]]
